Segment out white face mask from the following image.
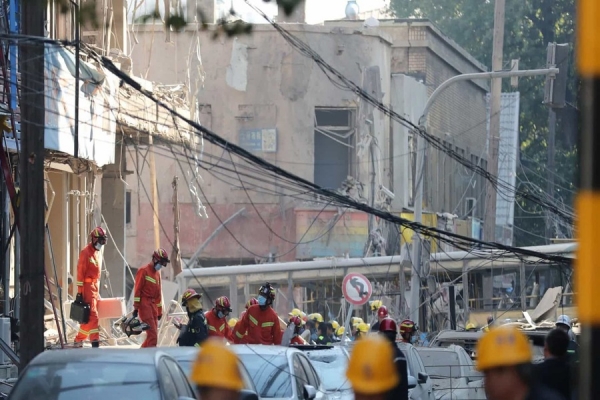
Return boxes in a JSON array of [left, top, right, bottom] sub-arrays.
[[154, 263, 163, 271], [94, 243, 103, 251]]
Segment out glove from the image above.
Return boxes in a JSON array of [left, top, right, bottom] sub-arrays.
[[75, 293, 84, 304], [158, 315, 162, 321], [132, 309, 138, 318]]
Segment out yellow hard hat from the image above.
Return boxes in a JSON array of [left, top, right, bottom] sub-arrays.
[[331, 321, 340, 330], [228, 318, 238, 328], [357, 322, 370, 333], [288, 308, 302, 317], [346, 335, 399, 394], [351, 317, 364, 325], [190, 338, 244, 391], [369, 300, 383, 311], [476, 326, 532, 371], [336, 326, 345, 336], [309, 313, 324, 323], [465, 322, 477, 330]]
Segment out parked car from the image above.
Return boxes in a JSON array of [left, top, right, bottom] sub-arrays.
[[8, 348, 197, 400], [397, 342, 436, 400], [416, 345, 486, 399], [429, 329, 545, 363], [232, 344, 329, 400], [150, 346, 259, 396], [300, 345, 353, 400]]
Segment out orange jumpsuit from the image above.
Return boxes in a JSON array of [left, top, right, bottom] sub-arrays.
[[75, 243, 101, 343], [133, 263, 163, 347], [205, 309, 233, 341], [233, 310, 248, 344], [237, 304, 283, 345]]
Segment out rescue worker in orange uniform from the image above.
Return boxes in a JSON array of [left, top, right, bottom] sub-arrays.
[[237, 282, 283, 345], [75, 227, 107, 347], [205, 296, 234, 341], [133, 248, 169, 348], [233, 298, 258, 344]]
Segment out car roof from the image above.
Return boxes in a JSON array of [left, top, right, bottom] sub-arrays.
[[434, 330, 483, 340], [231, 344, 301, 356], [140, 346, 200, 360], [29, 348, 159, 366], [416, 346, 458, 353]]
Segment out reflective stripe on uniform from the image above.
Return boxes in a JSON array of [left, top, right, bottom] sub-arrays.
[[262, 322, 275, 327], [89, 257, 97, 265], [76, 281, 83, 286], [208, 325, 217, 332], [219, 324, 225, 332], [145, 275, 157, 284], [134, 297, 141, 302], [249, 315, 258, 326], [236, 331, 244, 339], [157, 303, 162, 308], [194, 343, 200, 347]]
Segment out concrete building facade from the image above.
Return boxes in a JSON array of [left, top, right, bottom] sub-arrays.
[[124, 15, 490, 275]]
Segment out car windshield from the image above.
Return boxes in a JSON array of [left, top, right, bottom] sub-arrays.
[[238, 354, 293, 398], [305, 351, 351, 391], [420, 351, 462, 378], [10, 362, 160, 400]]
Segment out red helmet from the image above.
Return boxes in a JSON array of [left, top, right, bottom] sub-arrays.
[[246, 298, 259, 309], [90, 227, 107, 241], [152, 248, 170, 264], [379, 318, 397, 333], [289, 315, 302, 327], [377, 306, 388, 318], [215, 296, 232, 312], [399, 319, 417, 335], [181, 288, 201, 305]]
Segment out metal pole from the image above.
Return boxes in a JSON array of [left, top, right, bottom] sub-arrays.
[[448, 285, 456, 330], [484, 0, 506, 243], [545, 109, 556, 243], [341, 303, 354, 343], [74, 0, 80, 159], [577, 0, 600, 397], [20, 0, 46, 368], [409, 129, 424, 326]]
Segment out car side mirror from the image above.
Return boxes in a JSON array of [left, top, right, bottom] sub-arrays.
[[303, 385, 317, 400], [418, 372, 429, 384], [239, 389, 260, 400], [407, 375, 417, 389]]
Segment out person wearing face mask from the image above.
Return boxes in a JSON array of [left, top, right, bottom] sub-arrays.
[[74, 227, 107, 348], [132, 248, 170, 348], [205, 296, 234, 342], [176, 288, 209, 347], [237, 282, 283, 345]]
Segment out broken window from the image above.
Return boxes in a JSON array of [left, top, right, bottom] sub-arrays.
[[313, 108, 356, 190]]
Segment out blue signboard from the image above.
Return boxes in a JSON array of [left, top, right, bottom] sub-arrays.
[[239, 128, 277, 153]]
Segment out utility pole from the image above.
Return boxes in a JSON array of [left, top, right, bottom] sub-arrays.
[[148, 134, 160, 250], [171, 176, 182, 278], [577, 0, 600, 397], [409, 129, 424, 327], [20, 0, 46, 369], [545, 109, 556, 243], [483, 0, 505, 243]]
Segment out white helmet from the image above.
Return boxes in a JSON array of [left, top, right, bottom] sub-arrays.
[[556, 314, 571, 328]]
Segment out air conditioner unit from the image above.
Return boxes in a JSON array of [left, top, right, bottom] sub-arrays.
[[465, 197, 476, 218]]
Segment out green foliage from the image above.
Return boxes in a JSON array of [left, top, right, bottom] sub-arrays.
[[391, 0, 577, 246]]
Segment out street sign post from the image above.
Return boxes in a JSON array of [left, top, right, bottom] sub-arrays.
[[342, 272, 373, 306], [341, 273, 373, 342]]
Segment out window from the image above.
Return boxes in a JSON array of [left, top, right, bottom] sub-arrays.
[[419, 350, 462, 378], [157, 359, 178, 399], [314, 108, 355, 190], [305, 349, 351, 391], [125, 191, 132, 225], [298, 355, 320, 389], [9, 362, 161, 400], [163, 358, 194, 397], [293, 355, 310, 396], [238, 354, 292, 398]]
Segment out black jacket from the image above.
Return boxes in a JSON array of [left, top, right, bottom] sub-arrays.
[[177, 309, 209, 347], [533, 357, 571, 400], [315, 334, 333, 345], [388, 344, 409, 400], [525, 383, 567, 400]]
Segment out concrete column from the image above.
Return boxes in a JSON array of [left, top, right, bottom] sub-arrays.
[[198, 0, 217, 24], [45, 172, 69, 305], [101, 144, 127, 298]]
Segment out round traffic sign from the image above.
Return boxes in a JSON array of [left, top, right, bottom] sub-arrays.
[[342, 273, 373, 306]]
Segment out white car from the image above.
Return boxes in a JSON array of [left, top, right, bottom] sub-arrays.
[[232, 345, 329, 400], [397, 342, 436, 400], [417, 345, 486, 399], [302, 346, 353, 400]]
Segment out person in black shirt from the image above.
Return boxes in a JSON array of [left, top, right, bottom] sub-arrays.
[[176, 288, 209, 347], [533, 328, 571, 399], [378, 318, 409, 400], [315, 322, 334, 344]]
